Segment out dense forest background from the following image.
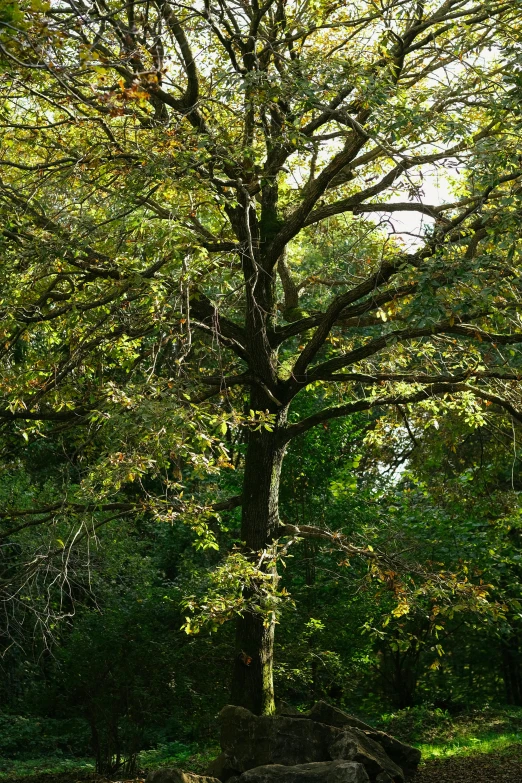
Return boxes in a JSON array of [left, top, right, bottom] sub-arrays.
[[2, 396, 522, 776]]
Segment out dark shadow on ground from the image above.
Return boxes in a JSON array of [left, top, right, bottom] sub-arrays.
[[414, 745, 522, 783]]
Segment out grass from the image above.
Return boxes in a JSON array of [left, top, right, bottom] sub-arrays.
[[418, 730, 522, 761], [0, 755, 95, 780], [377, 704, 522, 764], [0, 741, 220, 781], [138, 741, 220, 773]]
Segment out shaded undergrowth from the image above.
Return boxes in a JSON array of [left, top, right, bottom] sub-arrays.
[[2, 705, 522, 780]]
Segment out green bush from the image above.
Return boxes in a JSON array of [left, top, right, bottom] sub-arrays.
[[377, 705, 453, 743], [139, 741, 220, 773], [0, 713, 90, 758]]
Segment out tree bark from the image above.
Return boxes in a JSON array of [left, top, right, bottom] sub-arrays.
[[230, 400, 287, 715], [231, 606, 277, 715], [227, 175, 288, 714]]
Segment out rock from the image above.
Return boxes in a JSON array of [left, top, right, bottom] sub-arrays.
[[206, 752, 241, 782], [146, 769, 221, 783], [375, 774, 393, 783], [308, 703, 420, 780], [364, 733, 420, 781], [219, 705, 339, 770], [309, 702, 373, 733], [329, 729, 404, 782], [239, 761, 369, 783], [218, 704, 417, 783], [205, 752, 226, 779], [275, 700, 305, 716]]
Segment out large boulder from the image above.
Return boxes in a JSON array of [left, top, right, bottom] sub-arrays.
[[152, 702, 420, 783], [363, 732, 420, 781], [206, 752, 241, 782], [309, 702, 373, 733], [307, 702, 420, 780], [217, 705, 410, 783], [239, 762, 369, 783], [146, 769, 221, 783], [220, 705, 340, 770], [329, 729, 403, 782], [275, 701, 304, 716]]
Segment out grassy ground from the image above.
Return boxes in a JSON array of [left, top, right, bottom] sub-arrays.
[[0, 756, 96, 781], [139, 742, 220, 774], [414, 740, 522, 783], [0, 742, 220, 781], [419, 730, 522, 760], [378, 704, 522, 760], [379, 705, 522, 782]]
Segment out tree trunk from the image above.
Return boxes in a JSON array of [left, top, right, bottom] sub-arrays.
[[231, 607, 277, 715], [230, 402, 287, 715]]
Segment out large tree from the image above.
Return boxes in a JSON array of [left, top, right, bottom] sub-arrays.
[[1, 0, 522, 714]]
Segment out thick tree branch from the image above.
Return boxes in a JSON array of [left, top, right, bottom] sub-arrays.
[[272, 284, 416, 346], [311, 371, 522, 385], [281, 382, 522, 443], [303, 123, 503, 227], [189, 291, 248, 361], [288, 260, 403, 383], [264, 124, 370, 264], [304, 323, 522, 384], [0, 495, 243, 540]]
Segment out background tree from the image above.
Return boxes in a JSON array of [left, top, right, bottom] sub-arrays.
[[0, 0, 522, 718]]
